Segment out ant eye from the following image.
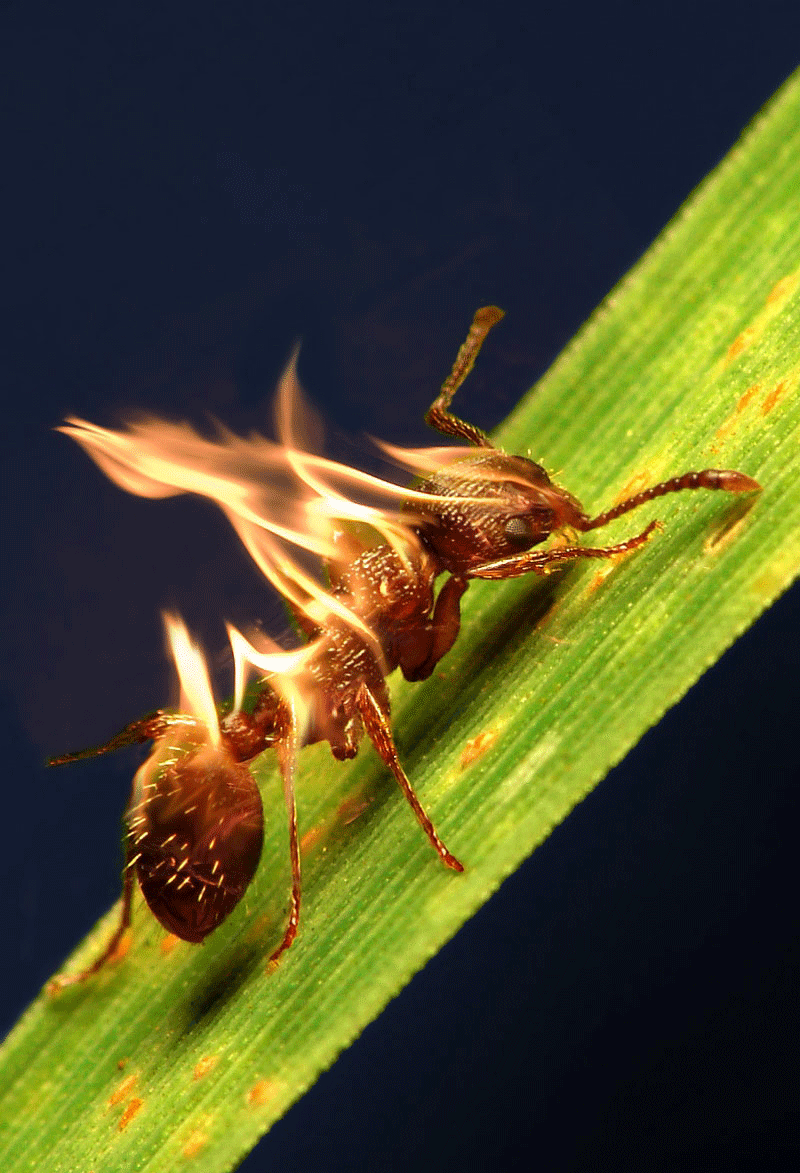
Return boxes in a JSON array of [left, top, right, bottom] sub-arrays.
[[504, 506, 554, 548], [504, 517, 536, 546]]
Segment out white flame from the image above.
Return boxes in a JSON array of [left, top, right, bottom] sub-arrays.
[[226, 621, 319, 715], [162, 612, 221, 747]]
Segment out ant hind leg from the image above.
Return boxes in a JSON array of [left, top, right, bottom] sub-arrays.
[[268, 699, 303, 963], [356, 682, 463, 872], [49, 847, 136, 992]]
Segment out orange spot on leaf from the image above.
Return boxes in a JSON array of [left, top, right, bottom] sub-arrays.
[[246, 913, 272, 944], [299, 824, 324, 854], [247, 1079, 278, 1108], [160, 933, 180, 956], [118, 1098, 142, 1131], [585, 566, 616, 596], [737, 383, 760, 412], [337, 793, 374, 825], [613, 471, 651, 507], [727, 327, 756, 361], [182, 1129, 208, 1158], [760, 379, 790, 416], [193, 1056, 217, 1081], [460, 729, 499, 769], [712, 382, 761, 448], [766, 273, 798, 305], [108, 1074, 137, 1107]]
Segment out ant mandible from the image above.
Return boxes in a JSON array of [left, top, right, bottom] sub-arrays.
[[50, 307, 760, 988]]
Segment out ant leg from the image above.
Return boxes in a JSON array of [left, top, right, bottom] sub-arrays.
[[49, 842, 136, 992], [47, 710, 194, 766], [425, 306, 505, 448], [356, 682, 464, 872], [268, 700, 302, 962], [396, 575, 469, 682], [576, 469, 761, 532], [467, 521, 660, 580], [220, 683, 283, 763]]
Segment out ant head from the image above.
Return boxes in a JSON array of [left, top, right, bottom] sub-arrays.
[[130, 742, 264, 944], [412, 452, 587, 575]]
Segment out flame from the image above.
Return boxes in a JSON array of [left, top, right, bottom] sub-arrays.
[[275, 358, 434, 566], [162, 612, 221, 747], [225, 621, 318, 715], [59, 355, 537, 650]]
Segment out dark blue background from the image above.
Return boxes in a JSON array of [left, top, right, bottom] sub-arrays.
[[1, 3, 797, 1170]]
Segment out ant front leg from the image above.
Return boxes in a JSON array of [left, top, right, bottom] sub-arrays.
[[467, 521, 660, 580], [425, 306, 505, 447], [356, 681, 463, 872]]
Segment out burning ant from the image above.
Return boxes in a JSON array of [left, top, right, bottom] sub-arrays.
[[49, 306, 760, 988]]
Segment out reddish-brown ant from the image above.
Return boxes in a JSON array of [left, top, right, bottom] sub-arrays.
[[49, 306, 760, 988]]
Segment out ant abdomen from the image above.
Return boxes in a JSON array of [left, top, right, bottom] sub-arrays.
[[128, 742, 264, 944]]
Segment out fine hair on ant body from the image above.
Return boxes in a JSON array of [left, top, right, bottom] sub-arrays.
[[50, 307, 760, 989]]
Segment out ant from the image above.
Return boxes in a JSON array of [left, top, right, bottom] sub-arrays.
[[49, 306, 760, 988]]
